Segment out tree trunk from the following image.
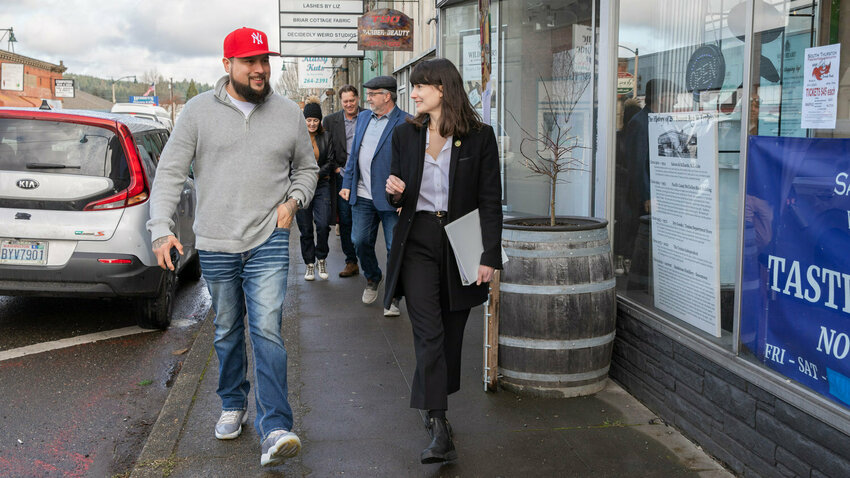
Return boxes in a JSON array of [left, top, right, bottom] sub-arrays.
[[550, 173, 557, 226]]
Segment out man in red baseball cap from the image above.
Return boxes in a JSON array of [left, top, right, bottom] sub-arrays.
[[222, 27, 279, 104], [148, 25, 318, 468]]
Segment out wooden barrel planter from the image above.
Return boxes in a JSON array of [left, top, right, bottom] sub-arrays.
[[498, 216, 616, 398]]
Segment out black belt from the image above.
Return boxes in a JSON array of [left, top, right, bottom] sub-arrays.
[[416, 210, 448, 223], [416, 210, 447, 218]]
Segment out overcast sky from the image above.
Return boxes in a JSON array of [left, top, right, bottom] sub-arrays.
[[1, 0, 286, 86]]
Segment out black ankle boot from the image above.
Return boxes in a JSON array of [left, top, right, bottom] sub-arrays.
[[420, 417, 457, 464]]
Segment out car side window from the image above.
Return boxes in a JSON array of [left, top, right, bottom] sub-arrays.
[[139, 134, 161, 164]]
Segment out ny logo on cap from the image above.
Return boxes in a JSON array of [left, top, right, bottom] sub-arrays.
[[252, 32, 263, 45]]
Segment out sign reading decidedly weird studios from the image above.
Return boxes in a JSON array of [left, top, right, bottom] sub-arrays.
[[359, 9, 413, 51]]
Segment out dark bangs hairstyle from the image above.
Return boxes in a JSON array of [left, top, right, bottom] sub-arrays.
[[408, 58, 482, 138]]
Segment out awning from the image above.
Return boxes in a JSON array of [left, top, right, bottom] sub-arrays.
[[0, 92, 40, 107]]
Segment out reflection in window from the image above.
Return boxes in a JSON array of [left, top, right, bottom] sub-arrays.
[[614, 0, 747, 343]]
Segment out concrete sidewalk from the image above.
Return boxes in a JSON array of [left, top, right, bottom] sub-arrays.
[[131, 232, 731, 477]]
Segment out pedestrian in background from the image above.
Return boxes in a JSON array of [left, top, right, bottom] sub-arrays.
[[339, 76, 410, 316], [296, 96, 337, 281], [384, 58, 503, 464], [322, 84, 362, 278], [146, 27, 317, 467]]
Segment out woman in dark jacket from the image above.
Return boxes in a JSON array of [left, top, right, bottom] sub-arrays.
[[384, 58, 502, 464], [296, 97, 337, 281]]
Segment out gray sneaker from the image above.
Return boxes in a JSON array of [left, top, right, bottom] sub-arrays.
[[362, 277, 381, 304], [261, 429, 302, 466], [383, 298, 400, 317], [215, 409, 248, 440]]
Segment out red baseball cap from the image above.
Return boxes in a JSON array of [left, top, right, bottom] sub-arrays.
[[223, 27, 279, 58]]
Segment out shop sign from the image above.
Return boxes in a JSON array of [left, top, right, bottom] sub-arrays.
[[358, 9, 413, 51], [647, 112, 721, 337], [801, 43, 840, 130], [297, 57, 333, 89], [1, 63, 24, 91], [54, 79, 75, 98], [279, 0, 363, 57], [130, 96, 158, 105], [742, 136, 850, 408], [279, 0, 362, 13], [617, 72, 634, 95]]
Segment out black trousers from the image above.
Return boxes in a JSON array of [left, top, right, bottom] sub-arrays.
[[401, 213, 471, 411]]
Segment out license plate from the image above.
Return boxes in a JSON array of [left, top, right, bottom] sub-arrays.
[[0, 239, 48, 265]]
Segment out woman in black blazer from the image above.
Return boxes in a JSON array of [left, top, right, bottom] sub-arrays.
[[384, 58, 502, 464]]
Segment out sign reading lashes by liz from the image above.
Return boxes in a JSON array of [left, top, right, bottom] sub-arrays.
[[742, 136, 850, 408], [647, 112, 721, 337], [801, 43, 841, 130]]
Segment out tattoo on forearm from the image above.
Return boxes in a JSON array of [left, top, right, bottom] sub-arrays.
[[152, 237, 170, 249]]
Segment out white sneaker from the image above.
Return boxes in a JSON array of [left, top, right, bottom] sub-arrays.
[[261, 429, 302, 466], [317, 259, 328, 280], [383, 299, 400, 317], [215, 409, 248, 440], [304, 263, 315, 281], [362, 278, 381, 304]]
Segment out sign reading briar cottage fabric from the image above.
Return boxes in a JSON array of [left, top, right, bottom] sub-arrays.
[[741, 136, 850, 408]]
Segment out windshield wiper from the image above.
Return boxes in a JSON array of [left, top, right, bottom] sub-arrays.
[[26, 162, 81, 169]]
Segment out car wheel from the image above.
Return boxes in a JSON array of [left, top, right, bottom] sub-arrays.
[[181, 252, 202, 281], [138, 266, 177, 330]]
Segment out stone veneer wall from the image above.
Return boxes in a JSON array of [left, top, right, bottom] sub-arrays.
[[611, 304, 850, 478]]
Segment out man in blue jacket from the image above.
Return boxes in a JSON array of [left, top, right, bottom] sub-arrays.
[[339, 76, 409, 315]]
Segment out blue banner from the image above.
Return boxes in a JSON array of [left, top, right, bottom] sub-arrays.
[[130, 96, 158, 105], [742, 136, 850, 408]]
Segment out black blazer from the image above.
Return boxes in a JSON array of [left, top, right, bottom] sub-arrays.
[[383, 120, 503, 311], [322, 107, 362, 174], [311, 130, 339, 224]]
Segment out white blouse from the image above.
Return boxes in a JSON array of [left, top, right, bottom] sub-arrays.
[[416, 129, 452, 212]]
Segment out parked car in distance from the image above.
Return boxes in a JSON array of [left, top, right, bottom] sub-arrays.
[[110, 103, 173, 131], [0, 107, 198, 329]]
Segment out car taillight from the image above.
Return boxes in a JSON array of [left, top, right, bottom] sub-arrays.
[[98, 258, 133, 264], [84, 124, 149, 211]]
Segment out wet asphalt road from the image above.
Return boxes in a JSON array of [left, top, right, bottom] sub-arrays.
[[0, 277, 210, 477]]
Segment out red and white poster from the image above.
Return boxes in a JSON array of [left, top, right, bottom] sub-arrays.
[[801, 44, 840, 130]]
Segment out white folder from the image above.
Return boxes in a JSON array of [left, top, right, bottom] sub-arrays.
[[443, 209, 508, 286]]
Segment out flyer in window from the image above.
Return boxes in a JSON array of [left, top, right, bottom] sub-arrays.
[[647, 112, 721, 337], [801, 43, 841, 130]]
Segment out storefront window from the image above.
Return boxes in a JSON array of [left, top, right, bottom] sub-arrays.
[[614, 0, 748, 343], [740, 0, 850, 409], [442, 0, 598, 217]]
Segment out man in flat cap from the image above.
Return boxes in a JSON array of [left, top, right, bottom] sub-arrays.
[[340, 76, 410, 316]]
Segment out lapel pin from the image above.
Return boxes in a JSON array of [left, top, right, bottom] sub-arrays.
[[454, 140, 461, 147]]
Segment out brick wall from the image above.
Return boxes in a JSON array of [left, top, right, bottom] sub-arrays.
[[611, 306, 850, 477]]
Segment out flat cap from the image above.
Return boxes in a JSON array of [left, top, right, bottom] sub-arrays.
[[362, 75, 397, 92]]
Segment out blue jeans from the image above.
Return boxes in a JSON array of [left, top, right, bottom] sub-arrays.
[[295, 181, 331, 264], [198, 228, 292, 440], [351, 196, 398, 283], [336, 173, 357, 264]]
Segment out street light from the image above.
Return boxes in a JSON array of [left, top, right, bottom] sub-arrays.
[[0, 27, 17, 53], [111, 75, 137, 104]]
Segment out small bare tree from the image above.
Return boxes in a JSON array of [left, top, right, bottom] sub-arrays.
[[507, 51, 591, 226]]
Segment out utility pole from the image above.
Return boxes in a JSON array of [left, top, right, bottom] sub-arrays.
[[169, 77, 174, 124]]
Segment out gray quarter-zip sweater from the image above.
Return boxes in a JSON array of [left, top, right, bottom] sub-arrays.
[[146, 76, 318, 253]]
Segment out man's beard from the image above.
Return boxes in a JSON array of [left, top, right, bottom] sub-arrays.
[[230, 73, 270, 104]]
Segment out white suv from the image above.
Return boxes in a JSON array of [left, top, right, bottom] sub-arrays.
[[0, 108, 198, 329]]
